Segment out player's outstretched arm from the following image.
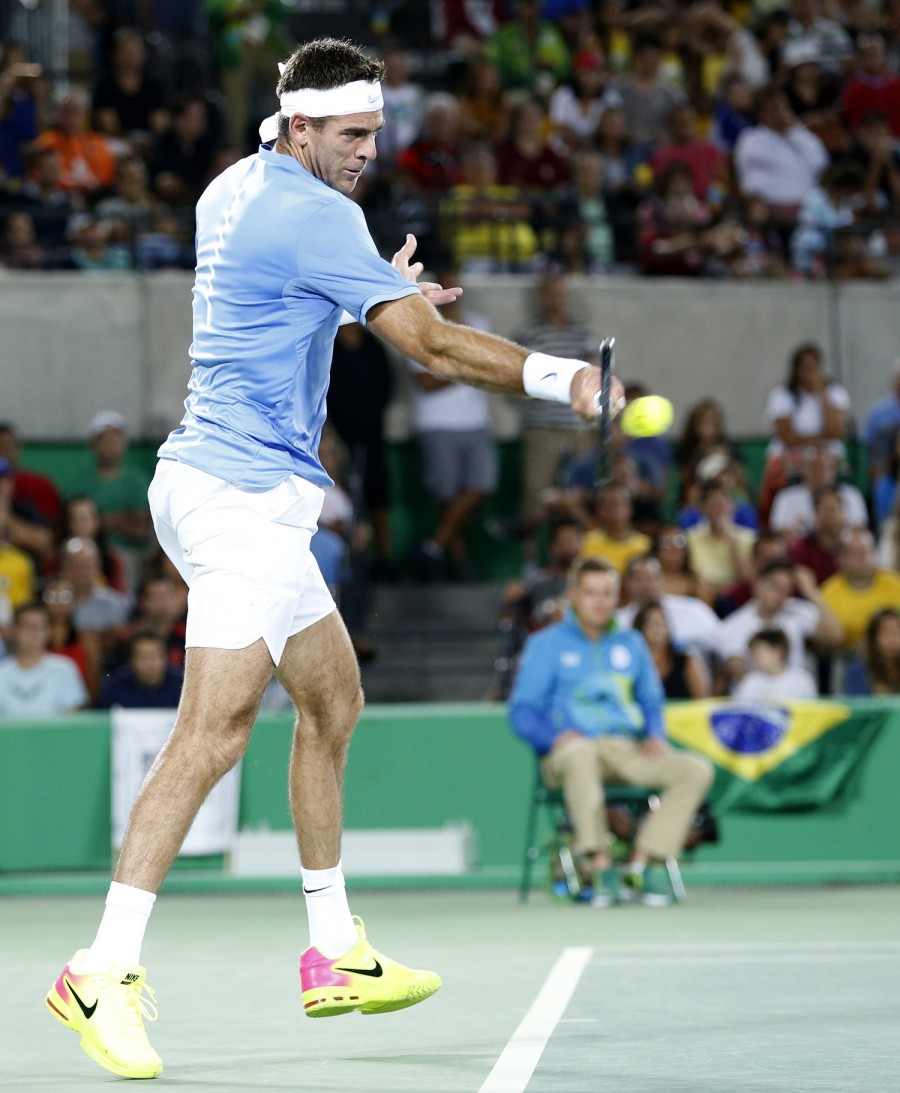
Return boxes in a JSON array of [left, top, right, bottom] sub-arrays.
[[367, 290, 603, 419]]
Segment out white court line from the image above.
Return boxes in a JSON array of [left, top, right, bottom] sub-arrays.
[[592, 940, 900, 955], [594, 953, 900, 967], [479, 946, 593, 1093]]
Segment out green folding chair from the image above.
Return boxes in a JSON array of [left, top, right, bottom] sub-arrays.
[[519, 758, 687, 903]]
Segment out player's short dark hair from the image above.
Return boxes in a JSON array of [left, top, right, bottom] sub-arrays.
[[749, 628, 789, 656], [277, 38, 384, 140]]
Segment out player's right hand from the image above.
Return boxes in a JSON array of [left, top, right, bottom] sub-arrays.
[[570, 367, 624, 421]]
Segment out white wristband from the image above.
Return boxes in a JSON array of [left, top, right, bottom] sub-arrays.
[[522, 353, 587, 404]]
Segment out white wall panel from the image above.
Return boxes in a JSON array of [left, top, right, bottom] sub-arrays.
[[1, 272, 897, 442]]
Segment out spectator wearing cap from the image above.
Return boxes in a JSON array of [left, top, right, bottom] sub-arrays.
[[549, 48, 622, 152], [61, 213, 133, 272], [734, 87, 828, 220], [66, 412, 152, 567], [781, 39, 843, 150], [785, 0, 852, 78], [843, 33, 900, 137], [0, 601, 88, 716], [30, 86, 116, 197], [678, 450, 758, 533]]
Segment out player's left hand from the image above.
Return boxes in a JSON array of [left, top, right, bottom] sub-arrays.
[[391, 233, 463, 306], [570, 366, 625, 421]]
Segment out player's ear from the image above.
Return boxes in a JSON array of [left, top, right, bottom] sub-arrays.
[[289, 113, 312, 145]]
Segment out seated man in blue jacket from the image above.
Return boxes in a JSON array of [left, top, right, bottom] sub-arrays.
[[508, 556, 713, 907]]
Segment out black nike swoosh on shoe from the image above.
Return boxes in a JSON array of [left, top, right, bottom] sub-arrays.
[[334, 960, 384, 978], [66, 980, 98, 1019]]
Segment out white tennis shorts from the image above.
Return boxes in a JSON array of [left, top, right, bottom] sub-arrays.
[[149, 458, 336, 665]]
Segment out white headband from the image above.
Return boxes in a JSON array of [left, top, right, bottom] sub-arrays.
[[259, 77, 384, 143]]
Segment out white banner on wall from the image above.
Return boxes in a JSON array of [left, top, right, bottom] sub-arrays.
[[111, 708, 241, 856]]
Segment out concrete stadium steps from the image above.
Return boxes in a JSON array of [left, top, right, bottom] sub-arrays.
[[358, 582, 507, 702]]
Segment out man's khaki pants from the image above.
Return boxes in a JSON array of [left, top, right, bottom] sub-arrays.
[[541, 735, 714, 860]]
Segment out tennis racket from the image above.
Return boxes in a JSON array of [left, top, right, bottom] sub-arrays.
[[595, 337, 615, 488]]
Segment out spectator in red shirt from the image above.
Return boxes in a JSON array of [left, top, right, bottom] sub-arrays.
[[0, 422, 61, 527], [650, 104, 727, 201], [496, 95, 570, 192], [787, 485, 846, 585], [843, 32, 900, 136], [396, 93, 464, 192]]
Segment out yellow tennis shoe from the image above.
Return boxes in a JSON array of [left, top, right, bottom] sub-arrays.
[[46, 950, 163, 1079], [300, 917, 441, 1018]]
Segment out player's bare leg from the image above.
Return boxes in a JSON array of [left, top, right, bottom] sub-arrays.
[[114, 641, 275, 891], [277, 609, 442, 1016], [47, 640, 275, 1079], [277, 610, 363, 870]]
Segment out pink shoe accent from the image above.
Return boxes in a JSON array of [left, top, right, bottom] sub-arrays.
[[299, 947, 352, 992], [54, 965, 74, 1005]]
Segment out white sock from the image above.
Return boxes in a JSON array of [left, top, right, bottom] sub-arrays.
[[301, 861, 358, 957], [75, 882, 157, 972]]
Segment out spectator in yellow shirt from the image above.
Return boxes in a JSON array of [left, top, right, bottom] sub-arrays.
[[686, 481, 756, 607], [0, 465, 35, 607], [820, 528, 900, 651], [580, 484, 652, 574]]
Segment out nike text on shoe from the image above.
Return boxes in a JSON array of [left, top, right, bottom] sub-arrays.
[[45, 950, 163, 1079], [300, 916, 441, 1017]]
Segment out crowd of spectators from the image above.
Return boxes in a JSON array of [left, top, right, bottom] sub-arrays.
[[2, 328, 899, 713], [501, 330, 900, 700], [3, 1, 900, 277]]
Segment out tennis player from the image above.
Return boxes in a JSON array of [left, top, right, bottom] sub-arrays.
[[45, 37, 611, 1080]]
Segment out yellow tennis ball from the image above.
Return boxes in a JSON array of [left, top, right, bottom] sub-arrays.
[[620, 395, 674, 438]]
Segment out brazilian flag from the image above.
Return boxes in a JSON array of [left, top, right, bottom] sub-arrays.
[[665, 700, 882, 812]]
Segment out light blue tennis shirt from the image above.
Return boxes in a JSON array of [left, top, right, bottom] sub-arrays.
[[158, 146, 420, 489]]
